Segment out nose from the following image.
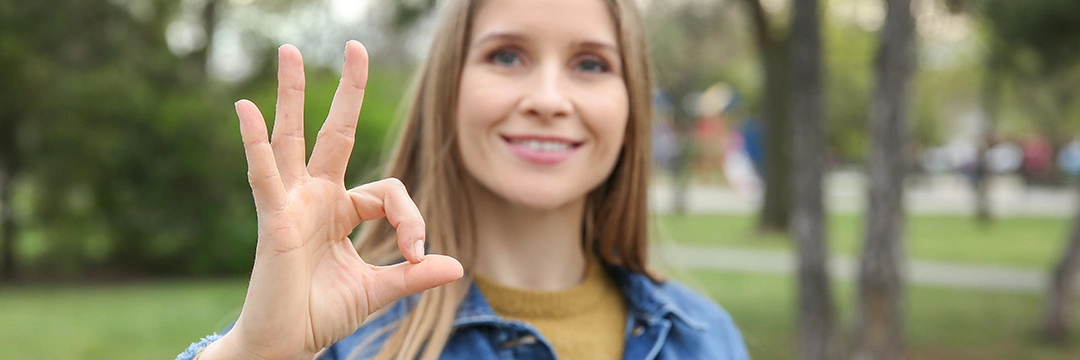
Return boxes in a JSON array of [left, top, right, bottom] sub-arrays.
[[519, 62, 572, 121]]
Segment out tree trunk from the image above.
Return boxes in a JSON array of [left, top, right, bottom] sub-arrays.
[[855, 0, 915, 359], [0, 114, 18, 282], [974, 66, 1001, 224], [743, 0, 793, 234], [1041, 181, 1080, 343], [789, 0, 834, 358], [183, 0, 221, 80]]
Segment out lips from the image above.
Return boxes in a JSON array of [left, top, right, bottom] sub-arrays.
[[502, 135, 583, 165]]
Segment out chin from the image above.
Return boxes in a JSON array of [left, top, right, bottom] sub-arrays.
[[503, 188, 585, 213]]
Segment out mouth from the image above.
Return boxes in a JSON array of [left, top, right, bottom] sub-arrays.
[[501, 135, 583, 165], [501, 136, 583, 152]]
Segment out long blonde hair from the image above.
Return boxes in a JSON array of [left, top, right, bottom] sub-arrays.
[[353, 0, 655, 358]]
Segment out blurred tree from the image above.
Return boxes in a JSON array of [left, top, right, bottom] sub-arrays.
[[0, 0, 404, 280], [960, 0, 1017, 224], [972, 41, 1003, 224], [742, 0, 794, 233], [789, 0, 835, 359], [646, 0, 751, 214], [978, 0, 1080, 343], [0, 0, 259, 278], [1045, 185, 1080, 342], [855, 0, 915, 359]]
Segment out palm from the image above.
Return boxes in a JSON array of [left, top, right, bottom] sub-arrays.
[[209, 42, 463, 360]]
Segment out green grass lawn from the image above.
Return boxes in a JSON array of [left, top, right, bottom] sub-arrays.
[[677, 270, 1080, 360], [3, 273, 1079, 359], [654, 214, 1074, 269], [0, 280, 246, 360]]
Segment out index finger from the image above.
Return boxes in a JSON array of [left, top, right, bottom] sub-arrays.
[[308, 40, 369, 183], [347, 178, 426, 264], [236, 100, 288, 215]]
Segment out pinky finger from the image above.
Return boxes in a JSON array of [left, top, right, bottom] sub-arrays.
[[236, 100, 288, 214]]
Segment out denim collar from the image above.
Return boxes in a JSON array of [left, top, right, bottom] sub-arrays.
[[451, 266, 706, 331]]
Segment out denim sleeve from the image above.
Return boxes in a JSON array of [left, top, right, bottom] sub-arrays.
[[716, 304, 750, 359], [659, 280, 751, 359], [175, 333, 224, 360], [176, 320, 236, 360]]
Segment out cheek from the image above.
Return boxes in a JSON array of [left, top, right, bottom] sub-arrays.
[[455, 68, 512, 175], [456, 77, 491, 149], [587, 87, 630, 154], [456, 69, 513, 134]]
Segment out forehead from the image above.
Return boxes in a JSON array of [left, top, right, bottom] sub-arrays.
[[470, 0, 618, 45]]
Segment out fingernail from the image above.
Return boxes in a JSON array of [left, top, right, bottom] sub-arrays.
[[413, 240, 426, 262]]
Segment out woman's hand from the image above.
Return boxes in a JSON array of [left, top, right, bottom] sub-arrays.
[[200, 41, 463, 360]]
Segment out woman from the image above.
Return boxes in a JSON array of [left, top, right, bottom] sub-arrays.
[[180, 0, 748, 359]]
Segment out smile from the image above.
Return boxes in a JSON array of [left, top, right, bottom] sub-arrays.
[[502, 135, 583, 165], [510, 139, 574, 152]]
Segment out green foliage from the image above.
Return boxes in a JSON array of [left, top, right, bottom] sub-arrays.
[[0, 0, 410, 278], [647, 1, 757, 121], [824, 21, 875, 162], [980, 0, 1080, 143], [983, 0, 1080, 74]]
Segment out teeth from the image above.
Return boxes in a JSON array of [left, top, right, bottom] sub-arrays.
[[515, 139, 572, 152]]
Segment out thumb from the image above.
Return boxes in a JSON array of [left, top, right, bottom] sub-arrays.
[[362, 255, 464, 313]]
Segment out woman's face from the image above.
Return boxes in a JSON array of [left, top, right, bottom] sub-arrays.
[[456, 0, 629, 211]]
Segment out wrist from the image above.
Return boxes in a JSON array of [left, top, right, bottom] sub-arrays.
[[196, 333, 247, 360], [198, 332, 317, 360]]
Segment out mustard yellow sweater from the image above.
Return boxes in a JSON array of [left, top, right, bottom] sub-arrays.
[[473, 260, 627, 360]]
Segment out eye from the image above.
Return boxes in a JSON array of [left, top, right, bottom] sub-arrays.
[[489, 49, 522, 67], [575, 57, 611, 73]]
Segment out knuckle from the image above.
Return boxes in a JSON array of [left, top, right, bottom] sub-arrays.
[[244, 137, 267, 148], [383, 177, 406, 190], [318, 123, 358, 140], [346, 79, 366, 93], [247, 170, 272, 185], [282, 79, 305, 93], [408, 217, 426, 231], [271, 128, 305, 143]]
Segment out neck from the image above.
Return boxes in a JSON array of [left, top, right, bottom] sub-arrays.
[[468, 182, 589, 291]]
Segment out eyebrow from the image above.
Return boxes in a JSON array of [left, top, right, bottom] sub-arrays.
[[470, 31, 528, 48], [470, 31, 620, 54], [571, 40, 620, 55]]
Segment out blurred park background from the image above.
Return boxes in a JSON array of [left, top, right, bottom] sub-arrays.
[[2, 0, 1080, 358]]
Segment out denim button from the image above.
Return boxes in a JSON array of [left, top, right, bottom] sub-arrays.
[[631, 325, 646, 336]]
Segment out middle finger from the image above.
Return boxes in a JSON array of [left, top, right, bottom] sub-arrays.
[[270, 44, 308, 189]]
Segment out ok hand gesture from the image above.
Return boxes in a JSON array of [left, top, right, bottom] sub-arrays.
[[200, 41, 463, 360]]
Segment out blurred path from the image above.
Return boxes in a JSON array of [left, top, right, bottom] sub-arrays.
[[650, 170, 1078, 217], [655, 244, 1052, 293]]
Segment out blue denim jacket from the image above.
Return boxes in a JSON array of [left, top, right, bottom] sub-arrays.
[[180, 267, 749, 360]]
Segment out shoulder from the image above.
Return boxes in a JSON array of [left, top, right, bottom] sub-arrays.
[[615, 270, 749, 359], [616, 269, 739, 329], [658, 279, 749, 359], [658, 279, 736, 325]]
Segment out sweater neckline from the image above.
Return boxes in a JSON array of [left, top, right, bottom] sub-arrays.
[[472, 258, 613, 319]]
